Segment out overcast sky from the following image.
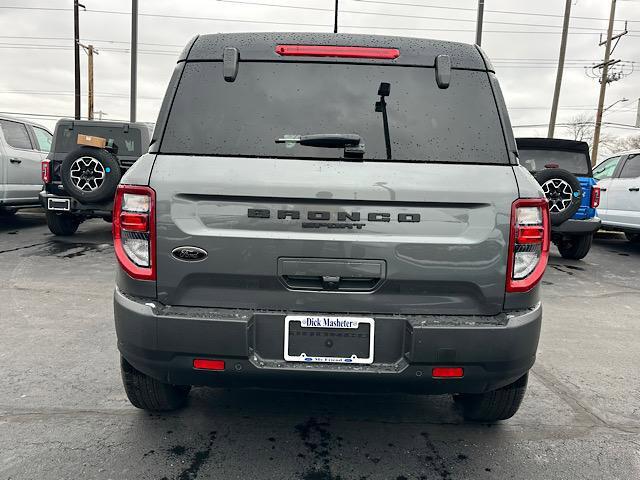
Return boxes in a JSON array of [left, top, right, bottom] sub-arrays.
[[1, 0, 638, 155]]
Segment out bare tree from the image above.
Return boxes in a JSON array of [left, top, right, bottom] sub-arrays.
[[561, 114, 616, 154], [563, 113, 594, 143], [606, 134, 640, 152]]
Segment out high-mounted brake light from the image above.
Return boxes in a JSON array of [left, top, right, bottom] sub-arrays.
[[41, 160, 51, 184], [590, 185, 601, 209], [113, 185, 156, 280], [506, 198, 550, 293], [275, 45, 400, 59]]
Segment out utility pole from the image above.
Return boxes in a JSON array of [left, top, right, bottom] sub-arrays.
[[475, 0, 485, 46], [334, 0, 339, 33], [80, 44, 98, 120], [636, 98, 640, 128], [592, 0, 617, 165], [130, 0, 138, 122], [73, 0, 81, 120], [548, 0, 572, 138]]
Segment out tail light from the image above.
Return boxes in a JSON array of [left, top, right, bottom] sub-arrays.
[[275, 45, 400, 59], [590, 185, 601, 208], [506, 198, 550, 293], [41, 160, 51, 184], [113, 185, 155, 280]]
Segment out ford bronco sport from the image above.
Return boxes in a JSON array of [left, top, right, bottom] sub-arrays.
[[114, 33, 549, 422]]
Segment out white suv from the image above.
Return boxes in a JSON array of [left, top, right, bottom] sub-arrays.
[[0, 114, 52, 215], [594, 150, 640, 242]]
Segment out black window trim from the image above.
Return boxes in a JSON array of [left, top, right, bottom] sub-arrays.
[[0, 118, 35, 151]]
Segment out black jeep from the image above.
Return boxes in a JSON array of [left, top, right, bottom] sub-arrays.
[[40, 119, 151, 235]]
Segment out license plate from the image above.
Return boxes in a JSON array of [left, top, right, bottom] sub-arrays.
[[284, 315, 375, 364], [47, 198, 71, 211]]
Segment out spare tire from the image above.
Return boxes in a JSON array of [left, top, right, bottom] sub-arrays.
[[533, 168, 582, 226], [60, 146, 121, 203]]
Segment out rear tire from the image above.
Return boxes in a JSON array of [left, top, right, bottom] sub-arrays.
[[46, 211, 80, 236], [625, 233, 640, 243], [458, 373, 528, 422], [557, 233, 593, 260], [120, 356, 190, 412]]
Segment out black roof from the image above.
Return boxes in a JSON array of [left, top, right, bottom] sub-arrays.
[[55, 119, 150, 130], [516, 137, 592, 176], [516, 137, 590, 155], [179, 32, 492, 71]]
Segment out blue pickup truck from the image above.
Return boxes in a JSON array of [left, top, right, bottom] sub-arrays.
[[517, 138, 601, 260]]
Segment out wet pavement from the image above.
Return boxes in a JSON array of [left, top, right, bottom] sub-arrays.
[[1, 211, 639, 479]]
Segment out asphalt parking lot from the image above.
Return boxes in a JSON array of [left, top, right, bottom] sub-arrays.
[[1, 211, 639, 480]]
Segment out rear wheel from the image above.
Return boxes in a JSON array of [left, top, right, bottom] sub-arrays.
[[120, 356, 191, 411], [457, 373, 528, 422], [557, 233, 593, 260], [46, 211, 80, 236], [625, 233, 640, 243]]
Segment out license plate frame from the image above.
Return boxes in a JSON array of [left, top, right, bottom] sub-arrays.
[[284, 315, 375, 364], [47, 197, 71, 212]]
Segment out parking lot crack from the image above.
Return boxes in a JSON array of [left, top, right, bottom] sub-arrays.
[[0, 241, 48, 255]]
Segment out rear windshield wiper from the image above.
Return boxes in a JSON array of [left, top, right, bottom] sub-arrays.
[[276, 133, 365, 159], [276, 133, 361, 148]]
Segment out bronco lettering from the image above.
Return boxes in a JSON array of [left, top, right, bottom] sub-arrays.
[[247, 208, 420, 223]]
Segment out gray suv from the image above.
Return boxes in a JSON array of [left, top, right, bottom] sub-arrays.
[[114, 33, 549, 422]]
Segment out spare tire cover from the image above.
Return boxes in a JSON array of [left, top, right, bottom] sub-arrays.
[[60, 146, 122, 203], [533, 168, 583, 226]]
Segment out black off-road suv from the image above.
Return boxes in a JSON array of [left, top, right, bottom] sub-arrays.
[[40, 119, 151, 235]]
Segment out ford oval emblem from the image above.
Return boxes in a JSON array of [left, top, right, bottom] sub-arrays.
[[171, 246, 208, 262]]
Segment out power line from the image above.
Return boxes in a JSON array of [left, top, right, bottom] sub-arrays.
[[0, 90, 161, 100], [352, 0, 640, 24], [213, 0, 620, 31], [2, 4, 638, 35]]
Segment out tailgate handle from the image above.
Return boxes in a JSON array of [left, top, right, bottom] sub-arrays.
[[278, 258, 386, 292]]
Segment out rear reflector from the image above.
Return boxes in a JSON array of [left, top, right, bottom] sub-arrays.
[[275, 45, 400, 59], [432, 367, 464, 378], [193, 359, 225, 371]]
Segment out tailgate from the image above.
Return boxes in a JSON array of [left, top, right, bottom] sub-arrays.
[[151, 156, 518, 315]]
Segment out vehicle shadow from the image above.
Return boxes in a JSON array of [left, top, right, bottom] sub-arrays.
[[123, 387, 517, 480], [593, 230, 640, 256], [0, 209, 46, 233]]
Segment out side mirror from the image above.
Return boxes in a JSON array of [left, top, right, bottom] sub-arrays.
[[435, 55, 451, 89]]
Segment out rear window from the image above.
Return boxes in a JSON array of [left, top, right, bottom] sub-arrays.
[[55, 126, 142, 156], [519, 149, 590, 176], [161, 62, 509, 164]]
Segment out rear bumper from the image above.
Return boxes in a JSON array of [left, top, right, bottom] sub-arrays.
[[39, 191, 112, 217], [114, 289, 542, 395], [554, 217, 601, 235]]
